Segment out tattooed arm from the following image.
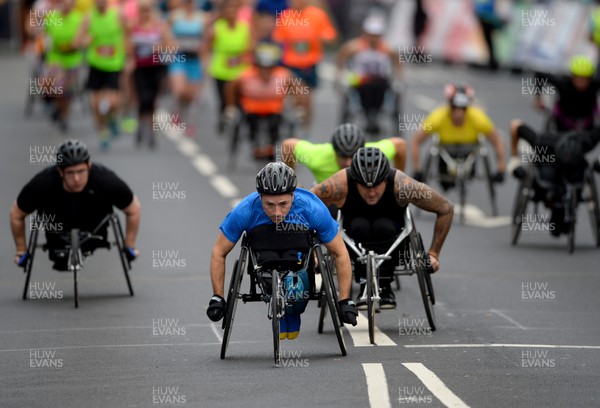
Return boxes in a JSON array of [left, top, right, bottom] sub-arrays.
[[394, 171, 453, 271], [310, 170, 348, 208]]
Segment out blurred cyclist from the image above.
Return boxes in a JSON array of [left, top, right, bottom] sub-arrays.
[[224, 42, 293, 159], [10, 140, 141, 270], [281, 122, 406, 184], [206, 162, 358, 339], [335, 15, 402, 134], [533, 55, 600, 131], [311, 147, 453, 309], [411, 84, 506, 190]]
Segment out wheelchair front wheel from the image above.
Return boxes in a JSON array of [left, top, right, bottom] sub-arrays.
[[410, 230, 436, 331], [70, 229, 80, 308]]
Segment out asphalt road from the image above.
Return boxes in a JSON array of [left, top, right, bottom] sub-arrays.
[[1, 52, 599, 408]]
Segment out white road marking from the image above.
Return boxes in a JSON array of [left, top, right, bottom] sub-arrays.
[[403, 363, 470, 408], [345, 312, 397, 347], [318, 62, 337, 82], [191, 154, 217, 176], [211, 323, 223, 343], [454, 204, 511, 228], [412, 94, 439, 112], [0, 323, 221, 334], [176, 138, 199, 157], [362, 363, 392, 408], [211, 175, 239, 198], [404, 344, 600, 350], [0, 341, 263, 353], [490, 309, 528, 330]]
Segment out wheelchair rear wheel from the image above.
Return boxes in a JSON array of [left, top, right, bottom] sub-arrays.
[[220, 250, 247, 359], [317, 253, 335, 334], [586, 175, 600, 247], [482, 153, 498, 216], [410, 231, 436, 331], [512, 174, 532, 246], [366, 252, 377, 345], [315, 246, 347, 356], [272, 270, 283, 367]]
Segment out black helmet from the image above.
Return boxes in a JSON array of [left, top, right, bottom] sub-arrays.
[[256, 162, 297, 195], [350, 147, 390, 187], [57, 139, 90, 168], [331, 123, 365, 157]]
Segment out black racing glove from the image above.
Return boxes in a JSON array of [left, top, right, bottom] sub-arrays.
[[593, 158, 600, 173], [339, 298, 358, 326], [491, 171, 505, 183], [413, 171, 425, 183], [206, 294, 227, 322], [124, 247, 137, 262], [512, 165, 527, 180]]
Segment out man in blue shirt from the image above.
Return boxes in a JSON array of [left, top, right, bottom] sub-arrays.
[[206, 162, 358, 339]]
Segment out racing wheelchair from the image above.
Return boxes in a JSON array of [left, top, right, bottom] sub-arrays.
[[511, 160, 600, 253], [339, 80, 402, 137], [20, 213, 134, 308], [421, 134, 498, 223], [227, 108, 298, 170], [219, 224, 346, 366], [317, 207, 435, 345]]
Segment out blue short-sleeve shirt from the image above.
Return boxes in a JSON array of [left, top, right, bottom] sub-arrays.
[[219, 188, 338, 244]]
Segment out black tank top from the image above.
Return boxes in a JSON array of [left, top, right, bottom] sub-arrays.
[[341, 168, 405, 228]]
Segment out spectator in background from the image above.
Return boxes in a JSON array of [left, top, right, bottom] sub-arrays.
[[589, 0, 600, 70], [413, 0, 427, 49], [473, 0, 504, 71]]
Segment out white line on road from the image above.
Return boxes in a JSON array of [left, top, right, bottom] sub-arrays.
[[362, 363, 391, 408], [454, 204, 511, 228], [403, 363, 470, 408], [404, 344, 600, 350], [345, 312, 397, 347], [211, 323, 223, 343], [490, 309, 528, 330], [0, 341, 263, 353], [0, 323, 222, 334], [191, 154, 217, 176], [211, 175, 239, 198], [176, 138, 199, 157]]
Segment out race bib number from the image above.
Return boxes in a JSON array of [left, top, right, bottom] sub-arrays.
[[227, 56, 241, 68], [135, 44, 153, 58], [293, 41, 309, 54], [97, 45, 115, 57]]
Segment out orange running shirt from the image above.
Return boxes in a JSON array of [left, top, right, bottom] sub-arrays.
[[272, 6, 336, 69]]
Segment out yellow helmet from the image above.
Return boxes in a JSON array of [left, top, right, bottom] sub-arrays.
[[569, 55, 595, 77]]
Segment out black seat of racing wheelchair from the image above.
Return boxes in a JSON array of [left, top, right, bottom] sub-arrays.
[[246, 223, 311, 272]]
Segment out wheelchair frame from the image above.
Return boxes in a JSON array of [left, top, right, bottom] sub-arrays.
[[219, 230, 346, 366], [319, 207, 435, 344], [511, 162, 600, 253], [21, 213, 134, 308], [339, 83, 402, 137], [422, 134, 498, 223]]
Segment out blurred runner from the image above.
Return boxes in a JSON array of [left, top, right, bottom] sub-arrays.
[[272, 0, 336, 131], [205, 0, 252, 134], [80, 0, 127, 151], [126, 0, 174, 149], [43, 0, 86, 133], [117, 0, 139, 135], [224, 41, 293, 159], [167, 0, 207, 138]]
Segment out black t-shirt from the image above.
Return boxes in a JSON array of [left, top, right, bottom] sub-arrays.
[[17, 164, 134, 234], [535, 72, 600, 119]]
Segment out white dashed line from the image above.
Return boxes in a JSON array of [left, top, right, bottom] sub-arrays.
[[176, 138, 200, 157], [210, 323, 223, 343], [404, 344, 600, 350], [191, 154, 217, 177], [210, 175, 239, 198], [490, 309, 528, 330], [345, 312, 397, 347], [403, 363, 470, 408], [362, 363, 392, 408]]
